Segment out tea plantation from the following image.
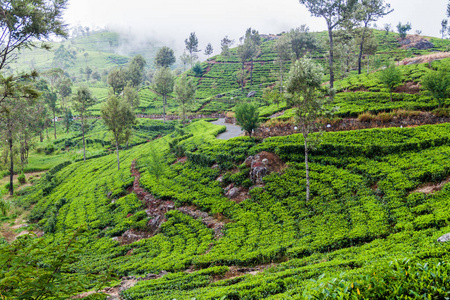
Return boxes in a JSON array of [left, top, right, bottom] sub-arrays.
[[5, 118, 450, 299]]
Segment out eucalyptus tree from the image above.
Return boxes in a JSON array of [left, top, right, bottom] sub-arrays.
[[299, 0, 357, 88], [174, 74, 196, 126], [0, 0, 68, 72], [185, 32, 201, 68], [220, 36, 235, 60], [72, 86, 96, 162], [155, 47, 176, 68], [0, 73, 40, 195], [204, 43, 214, 58], [285, 58, 329, 202], [101, 94, 136, 170], [153, 67, 174, 123], [286, 25, 317, 60], [354, 0, 393, 74], [273, 36, 292, 93]]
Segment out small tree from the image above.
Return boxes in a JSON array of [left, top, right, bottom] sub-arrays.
[[107, 68, 126, 95], [204, 43, 214, 58], [174, 74, 196, 126], [397, 22, 412, 39], [179, 51, 190, 72], [220, 36, 235, 61], [384, 23, 392, 34], [378, 65, 402, 101], [285, 58, 328, 202], [441, 19, 448, 39], [101, 94, 136, 170], [72, 86, 96, 162], [235, 103, 259, 137], [421, 65, 450, 109], [63, 108, 73, 133], [153, 67, 174, 123], [123, 84, 140, 108], [155, 46, 176, 68]]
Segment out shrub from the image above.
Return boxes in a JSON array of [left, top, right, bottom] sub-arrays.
[[17, 173, 26, 185], [44, 144, 55, 155], [357, 112, 374, 122]]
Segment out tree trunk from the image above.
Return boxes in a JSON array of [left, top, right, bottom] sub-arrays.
[[241, 62, 245, 91], [163, 94, 166, 123], [358, 26, 368, 75], [304, 135, 310, 202], [9, 127, 13, 196], [82, 116, 86, 162], [116, 137, 120, 170], [327, 23, 335, 89], [39, 131, 43, 143], [53, 109, 57, 139], [250, 59, 254, 86]]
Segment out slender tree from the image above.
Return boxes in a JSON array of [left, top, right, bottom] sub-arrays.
[[101, 94, 136, 170], [179, 51, 191, 72], [285, 58, 328, 202], [204, 43, 214, 58], [72, 86, 96, 162], [123, 84, 140, 108], [299, 0, 357, 88], [153, 67, 174, 123], [273, 36, 292, 93], [354, 0, 393, 74], [174, 74, 196, 126], [0, 73, 40, 195], [185, 32, 201, 68], [220, 36, 235, 60]]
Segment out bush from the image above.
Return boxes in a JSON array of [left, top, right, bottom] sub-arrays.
[[193, 63, 203, 77], [44, 144, 55, 155], [17, 173, 26, 185]]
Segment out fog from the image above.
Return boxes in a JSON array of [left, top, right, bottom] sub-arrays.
[[64, 0, 448, 60]]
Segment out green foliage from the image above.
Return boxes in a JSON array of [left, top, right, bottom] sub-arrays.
[[155, 46, 176, 68], [17, 172, 26, 184], [421, 63, 450, 108], [192, 62, 203, 77], [397, 22, 412, 39], [235, 102, 260, 137], [378, 64, 402, 101]]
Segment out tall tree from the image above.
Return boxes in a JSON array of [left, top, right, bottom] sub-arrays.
[[244, 28, 261, 86], [123, 84, 140, 108], [204, 43, 214, 58], [127, 55, 147, 88], [0, 73, 40, 195], [155, 47, 176, 68], [273, 36, 292, 93], [43, 69, 64, 139], [52, 45, 76, 70], [441, 19, 448, 39], [0, 0, 68, 72], [179, 51, 190, 72], [299, 0, 357, 88], [174, 74, 196, 126], [185, 32, 200, 68], [354, 0, 393, 74], [56, 76, 72, 110], [285, 58, 328, 202], [153, 67, 174, 123], [107, 68, 126, 95], [101, 94, 136, 170], [220, 35, 235, 59], [72, 86, 96, 162], [286, 25, 317, 59]]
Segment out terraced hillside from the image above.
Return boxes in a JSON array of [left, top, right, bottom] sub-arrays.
[[4, 119, 449, 298]]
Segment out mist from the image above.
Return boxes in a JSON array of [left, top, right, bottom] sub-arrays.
[[64, 0, 448, 62]]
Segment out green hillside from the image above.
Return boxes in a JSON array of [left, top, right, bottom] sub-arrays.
[[4, 25, 450, 299]]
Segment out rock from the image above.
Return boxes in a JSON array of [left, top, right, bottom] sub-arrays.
[[437, 233, 450, 242], [216, 175, 223, 182], [247, 91, 256, 97], [224, 183, 234, 193], [107, 191, 113, 198], [244, 156, 254, 166], [250, 166, 268, 184], [399, 39, 411, 45], [211, 163, 219, 169], [216, 93, 225, 98], [147, 215, 161, 232], [413, 39, 434, 50], [262, 158, 269, 165], [226, 187, 241, 198]]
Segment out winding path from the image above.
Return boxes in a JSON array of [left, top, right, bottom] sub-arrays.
[[211, 118, 243, 140]]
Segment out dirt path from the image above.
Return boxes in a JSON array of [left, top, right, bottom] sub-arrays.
[[211, 118, 243, 140]]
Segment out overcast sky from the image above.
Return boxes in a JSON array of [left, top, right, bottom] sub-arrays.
[[63, 0, 448, 53]]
